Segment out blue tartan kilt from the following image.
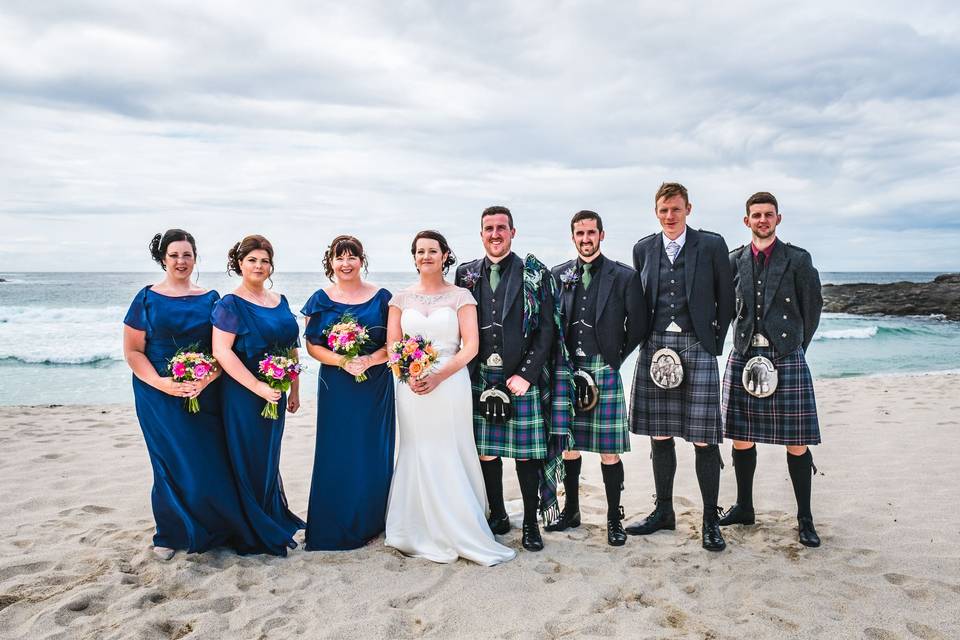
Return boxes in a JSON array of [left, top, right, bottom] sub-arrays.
[[721, 346, 821, 445], [569, 355, 630, 454], [471, 364, 548, 459], [629, 332, 723, 444]]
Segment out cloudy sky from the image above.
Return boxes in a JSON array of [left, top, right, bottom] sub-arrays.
[[1, 0, 958, 272]]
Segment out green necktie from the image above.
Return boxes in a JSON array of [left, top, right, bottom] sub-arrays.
[[489, 263, 501, 292], [581, 262, 592, 289]]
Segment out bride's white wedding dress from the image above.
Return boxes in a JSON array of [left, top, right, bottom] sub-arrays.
[[384, 287, 516, 566]]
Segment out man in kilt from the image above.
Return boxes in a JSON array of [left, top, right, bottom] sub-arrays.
[[625, 182, 735, 551], [720, 191, 823, 547], [455, 206, 557, 552], [547, 210, 646, 546]]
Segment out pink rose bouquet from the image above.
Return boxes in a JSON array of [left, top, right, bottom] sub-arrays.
[[388, 334, 438, 384], [322, 313, 371, 382], [167, 346, 218, 413], [257, 349, 303, 419]]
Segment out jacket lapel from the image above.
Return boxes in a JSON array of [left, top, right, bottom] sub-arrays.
[[594, 256, 615, 325], [762, 239, 789, 318], [737, 247, 754, 317], [560, 260, 575, 331], [643, 235, 661, 303], [683, 227, 699, 299], [500, 253, 523, 320]]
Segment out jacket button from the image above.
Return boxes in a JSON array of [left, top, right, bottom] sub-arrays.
[[526, 359, 531, 364], [521, 367, 527, 372], [741, 333, 745, 337], [785, 297, 791, 302], [781, 333, 787, 338], [783, 314, 788, 319]]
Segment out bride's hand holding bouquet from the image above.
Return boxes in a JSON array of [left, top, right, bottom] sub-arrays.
[[389, 334, 440, 395]]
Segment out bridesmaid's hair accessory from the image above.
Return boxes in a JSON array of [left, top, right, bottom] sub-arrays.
[[410, 230, 456, 275], [227, 235, 275, 278], [149, 229, 197, 270], [323, 235, 369, 281]]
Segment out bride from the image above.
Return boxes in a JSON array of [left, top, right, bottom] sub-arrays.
[[384, 230, 516, 566]]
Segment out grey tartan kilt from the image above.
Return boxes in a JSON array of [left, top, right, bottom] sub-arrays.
[[629, 332, 723, 444], [569, 354, 630, 454], [471, 364, 547, 459], [721, 346, 821, 445]]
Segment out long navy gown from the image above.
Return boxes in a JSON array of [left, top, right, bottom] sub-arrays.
[[211, 294, 306, 554], [301, 288, 395, 550], [124, 286, 292, 555]]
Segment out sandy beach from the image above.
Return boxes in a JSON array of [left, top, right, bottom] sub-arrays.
[[1, 373, 959, 639]]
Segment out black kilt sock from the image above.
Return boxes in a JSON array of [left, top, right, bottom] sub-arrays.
[[787, 449, 814, 519], [695, 444, 722, 515], [515, 460, 543, 525], [480, 457, 506, 519], [562, 457, 581, 513], [731, 445, 757, 510], [650, 438, 677, 508], [600, 460, 624, 519]]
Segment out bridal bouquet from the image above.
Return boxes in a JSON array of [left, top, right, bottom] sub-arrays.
[[388, 334, 438, 384], [168, 346, 218, 413], [323, 313, 370, 382], [257, 348, 303, 419]]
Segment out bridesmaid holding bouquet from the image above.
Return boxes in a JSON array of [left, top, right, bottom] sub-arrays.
[[123, 229, 289, 559], [212, 235, 305, 554], [301, 235, 394, 550]]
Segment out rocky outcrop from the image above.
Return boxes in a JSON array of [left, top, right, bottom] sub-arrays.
[[822, 274, 960, 320]]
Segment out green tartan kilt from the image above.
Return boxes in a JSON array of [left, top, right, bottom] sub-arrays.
[[569, 355, 630, 454], [472, 363, 547, 459]]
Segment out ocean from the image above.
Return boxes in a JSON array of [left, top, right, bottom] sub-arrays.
[[1, 271, 958, 406]]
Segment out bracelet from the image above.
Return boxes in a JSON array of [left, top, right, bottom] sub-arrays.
[[338, 356, 349, 369]]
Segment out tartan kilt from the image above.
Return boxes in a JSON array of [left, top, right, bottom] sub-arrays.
[[569, 354, 630, 454], [629, 332, 723, 444], [721, 346, 821, 445], [472, 364, 548, 459]]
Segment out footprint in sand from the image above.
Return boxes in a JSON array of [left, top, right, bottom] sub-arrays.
[[863, 628, 900, 640], [0, 561, 54, 581], [905, 621, 948, 640], [0, 594, 22, 611]]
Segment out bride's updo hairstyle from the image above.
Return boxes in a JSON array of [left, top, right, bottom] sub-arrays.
[[411, 230, 456, 275], [323, 235, 369, 281], [227, 235, 275, 276], [149, 229, 197, 270]]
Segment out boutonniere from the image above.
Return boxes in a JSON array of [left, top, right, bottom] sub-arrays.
[[559, 266, 580, 290], [461, 267, 481, 290]]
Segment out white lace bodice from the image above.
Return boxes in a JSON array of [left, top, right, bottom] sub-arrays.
[[389, 287, 476, 356]]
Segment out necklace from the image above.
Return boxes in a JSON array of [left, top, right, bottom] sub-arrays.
[[333, 282, 369, 304], [240, 284, 272, 306]]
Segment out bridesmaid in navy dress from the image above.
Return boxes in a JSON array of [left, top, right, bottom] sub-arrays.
[[123, 229, 291, 560], [302, 235, 395, 550], [212, 235, 305, 554]]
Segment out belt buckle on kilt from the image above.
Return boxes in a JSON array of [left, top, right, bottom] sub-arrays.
[[572, 369, 599, 414], [485, 353, 503, 367], [479, 384, 512, 425], [750, 333, 771, 348], [650, 347, 684, 389], [742, 355, 778, 398]]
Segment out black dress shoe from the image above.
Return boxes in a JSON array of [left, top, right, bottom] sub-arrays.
[[702, 510, 726, 552], [607, 506, 627, 547], [719, 503, 756, 526], [798, 516, 821, 548], [544, 508, 581, 532], [487, 514, 510, 536], [521, 521, 544, 551], [624, 504, 676, 536]]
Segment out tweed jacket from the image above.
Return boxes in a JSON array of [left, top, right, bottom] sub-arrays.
[[551, 255, 647, 370], [729, 238, 822, 355], [455, 252, 555, 385], [632, 227, 735, 356]]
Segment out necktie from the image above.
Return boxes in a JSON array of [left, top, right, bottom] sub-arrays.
[[581, 262, 592, 289], [666, 240, 680, 263], [489, 263, 501, 292], [756, 251, 766, 269]]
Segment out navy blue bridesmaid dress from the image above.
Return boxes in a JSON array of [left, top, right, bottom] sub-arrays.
[[301, 288, 396, 550], [211, 294, 306, 554], [124, 286, 292, 555]]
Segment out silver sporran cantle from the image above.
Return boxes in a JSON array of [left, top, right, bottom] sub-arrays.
[[650, 347, 684, 389], [572, 369, 599, 414], [479, 384, 512, 425], [742, 356, 778, 398]]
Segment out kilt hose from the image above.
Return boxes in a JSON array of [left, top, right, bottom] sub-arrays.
[[721, 346, 821, 446], [629, 331, 723, 445], [472, 363, 548, 459], [569, 354, 630, 454]]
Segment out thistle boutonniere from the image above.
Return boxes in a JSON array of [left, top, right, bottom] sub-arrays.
[[461, 267, 482, 290], [559, 265, 580, 290]]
